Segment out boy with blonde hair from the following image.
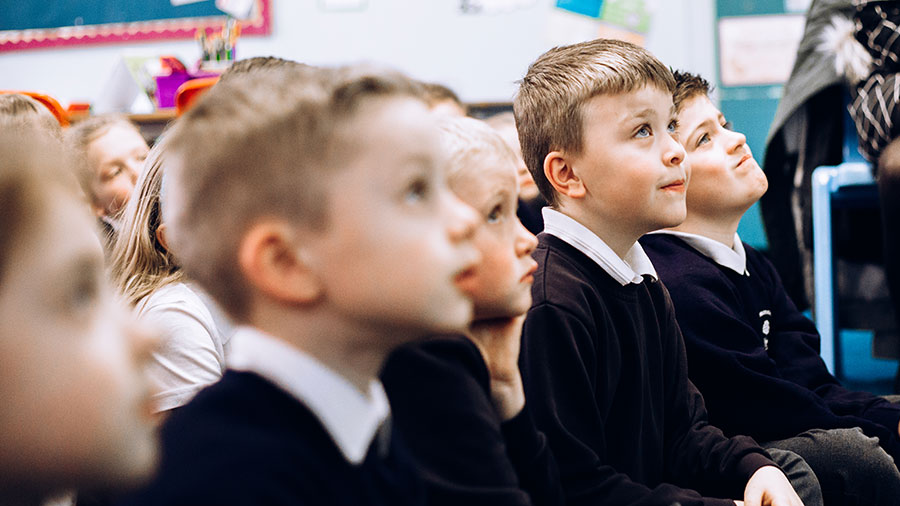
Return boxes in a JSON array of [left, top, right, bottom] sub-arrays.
[[641, 70, 900, 506], [516, 39, 815, 506], [120, 64, 481, 504]]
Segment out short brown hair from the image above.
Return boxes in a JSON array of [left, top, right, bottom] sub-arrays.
[[513, 38, 675, 206], [218, 56, 299, 83], [672, 70, 712, 112], [162, 64, 424, 321], [0, 94, 63, 141], [0, 128, 78, 284]]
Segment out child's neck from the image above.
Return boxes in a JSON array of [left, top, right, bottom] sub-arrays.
[[248, 307, 402, 396], [670, 212, 742, 248], [559, 203, 640, 259]]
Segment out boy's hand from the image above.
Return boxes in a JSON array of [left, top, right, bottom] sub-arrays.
[[742, 466, 804, 506], [468, 315, 526, 421]]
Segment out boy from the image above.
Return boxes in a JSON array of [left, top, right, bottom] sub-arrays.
[[641, 71, 900, 505], [0, 128, 158, 504], [382, 116, 562, 506], [515, 39, 813, 506], [119, 65, 481, 504]]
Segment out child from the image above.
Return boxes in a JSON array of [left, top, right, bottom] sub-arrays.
[[485, 111, 547, 235], [110, 137, 232, 414], [515, 39, 814, 506], [422, 81, 467, 116], [0, 93, 64, 140], [640, 71, 900, 506], [118, 64, 481, 505], [381, 116, 562, 506], [0, 128, 158, 503], [66, 115, 149, 238]]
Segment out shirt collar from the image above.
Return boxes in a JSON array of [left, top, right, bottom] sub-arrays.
[[650, 230, 748, 276], [542, 208, 657, 286], [227, 326, 390, 464]]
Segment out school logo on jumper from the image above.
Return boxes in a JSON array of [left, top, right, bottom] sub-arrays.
[[759, 309, 771, 350]]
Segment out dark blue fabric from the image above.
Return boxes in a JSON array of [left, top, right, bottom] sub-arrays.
[[641, 233, 900, 462], [519, 233, 773, 506], [117, 370, 424, 506]]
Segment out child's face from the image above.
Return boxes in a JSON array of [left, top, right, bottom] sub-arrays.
[[87, 124, 149, 218], [570, 86, 687, 235], [0, 186, 157, 492], [450, 154, 538, 320], [310, 97, 481, 341], [676, 95, 768, 217]]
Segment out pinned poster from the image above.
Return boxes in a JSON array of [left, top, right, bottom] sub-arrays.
[[555, 0, 603, 18], [552, 0, 652, 46]]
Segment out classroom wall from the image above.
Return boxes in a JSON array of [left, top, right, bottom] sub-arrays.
[[0, 0, 716, 106]]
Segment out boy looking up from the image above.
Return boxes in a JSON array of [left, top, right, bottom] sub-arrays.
[[641, 71, 900, 506], [515, 39, 814, 506], [120, 65, 481, 505]]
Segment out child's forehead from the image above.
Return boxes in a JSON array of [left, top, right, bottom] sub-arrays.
[[584, 85, 675, 118], [451, 153, 517, 196]]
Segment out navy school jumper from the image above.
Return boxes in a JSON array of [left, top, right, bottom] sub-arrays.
[[520, 233, 775, 506], [641, 233, 900, 462], [117, 370, 423, 506]]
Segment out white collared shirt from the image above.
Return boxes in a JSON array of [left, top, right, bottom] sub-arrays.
[[542, 208, 657, 286], [650, 230, 749, 276], [227, 326, 390, 465]]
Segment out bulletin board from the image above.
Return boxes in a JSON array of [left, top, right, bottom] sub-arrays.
[[0, 0, 270, 52]]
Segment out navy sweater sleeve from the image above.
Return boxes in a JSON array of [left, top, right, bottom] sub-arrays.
[[381, 337, 563, 506], [520, 240, 772, 506], [755, 250, 900, 433], [642, 234, 900, 449]]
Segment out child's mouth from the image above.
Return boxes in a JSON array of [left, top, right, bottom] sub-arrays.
[[661, 180, 685, 192]]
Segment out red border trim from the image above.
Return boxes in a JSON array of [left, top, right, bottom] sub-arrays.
[[0, 0, 270, 52]]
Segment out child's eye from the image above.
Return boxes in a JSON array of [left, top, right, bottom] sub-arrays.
[[697, 133, 710, 147], [404, 178, 429, 204], [635, 125, 651, 138], [486, 204, 503, 224], [667, 119, 679, 134], [722, 121, 733, 131]]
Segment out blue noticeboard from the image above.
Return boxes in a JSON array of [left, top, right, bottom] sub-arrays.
[[556, 0, 604, 18], [0, 1, 223, 32]]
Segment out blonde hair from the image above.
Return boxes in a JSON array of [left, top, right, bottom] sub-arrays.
[[162, 64, 424, 321], [513, 38, 675, 206], [0, 94, 63, 141], [437, 116, 518, 184], [109, 136, 182, 308]]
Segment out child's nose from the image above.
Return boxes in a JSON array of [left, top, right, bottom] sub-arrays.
[[445, 191, 479, 243], [515, 220, 538, 256], [726, 130, 747, 153], [664, 133, 686, 167]]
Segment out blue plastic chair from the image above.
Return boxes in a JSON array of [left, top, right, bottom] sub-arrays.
[[811, 103, 875, 374]]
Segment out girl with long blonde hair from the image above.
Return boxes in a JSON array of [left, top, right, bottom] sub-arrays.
[[110, 136, 231, 414]]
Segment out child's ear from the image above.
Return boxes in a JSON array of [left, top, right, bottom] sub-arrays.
[[155, 224, 169, 252], [237, 221, 322, 306], [544, 151, 586, 199]]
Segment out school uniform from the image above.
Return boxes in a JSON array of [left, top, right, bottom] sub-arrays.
[[519, 209, 780, 506], [118, 327, 423, 506], [381, 336, 563, 506], [641, 231, 900, 505]]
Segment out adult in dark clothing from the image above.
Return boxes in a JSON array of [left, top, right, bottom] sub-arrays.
[[643, 70, 900, 506]]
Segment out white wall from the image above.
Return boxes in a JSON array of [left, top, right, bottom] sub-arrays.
[[0, 0, 716, 106]]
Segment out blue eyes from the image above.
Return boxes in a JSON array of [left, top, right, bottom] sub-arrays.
[[635, 120, 678, 139], [486, 205, 503, 223], [404, 179, 429, 203]]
